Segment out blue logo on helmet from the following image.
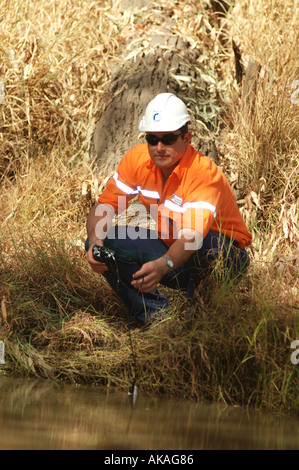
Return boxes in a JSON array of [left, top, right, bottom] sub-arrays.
[[153, 112, 161, 122]]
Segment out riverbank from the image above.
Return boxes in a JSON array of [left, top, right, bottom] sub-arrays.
[[0, 230, 297, 412], [0, 0, 298, 413]]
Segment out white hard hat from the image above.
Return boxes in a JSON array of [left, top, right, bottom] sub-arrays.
[[139, 93, 190, 132]]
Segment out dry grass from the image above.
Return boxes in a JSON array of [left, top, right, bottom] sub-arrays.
[[0, 0, 298, 412], [224, 0, 299, 250]]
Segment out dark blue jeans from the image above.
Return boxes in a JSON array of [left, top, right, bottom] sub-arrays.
[[86, 227, 249, 325]]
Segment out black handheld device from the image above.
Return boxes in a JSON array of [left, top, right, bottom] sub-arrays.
[[92, 245, 118, 277]]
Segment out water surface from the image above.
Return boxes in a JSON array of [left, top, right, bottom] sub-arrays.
[[0, 373, 298, 450]]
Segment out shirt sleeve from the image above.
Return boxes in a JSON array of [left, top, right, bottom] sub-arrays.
[[178, 158, 252, 247], [174, 160, 222, 239]]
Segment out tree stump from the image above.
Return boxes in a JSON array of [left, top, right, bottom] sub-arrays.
[[91, 3, 219, 172]]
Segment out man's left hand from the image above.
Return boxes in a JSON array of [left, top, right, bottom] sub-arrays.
[[131, 258, 169, 293]]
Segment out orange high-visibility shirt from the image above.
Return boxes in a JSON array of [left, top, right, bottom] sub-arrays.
[[98, 144, 252, 248]]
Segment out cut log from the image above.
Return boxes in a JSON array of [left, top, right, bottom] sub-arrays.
[[91, 8, 219, 172]]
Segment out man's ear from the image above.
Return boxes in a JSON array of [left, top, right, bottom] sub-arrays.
[[184, 132, 192, 145]]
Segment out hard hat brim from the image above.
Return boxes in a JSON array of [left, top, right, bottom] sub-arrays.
[[139, 118, 190, 133]]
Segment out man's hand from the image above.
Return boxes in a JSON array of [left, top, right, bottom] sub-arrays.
[[131, 233, 199, 293], [86, 202, 115, 275], [131, 257, 170, 293], [86, 240, 109, 274]]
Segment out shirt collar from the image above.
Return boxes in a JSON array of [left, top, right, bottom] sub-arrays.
[[146, 157, 155, 170]]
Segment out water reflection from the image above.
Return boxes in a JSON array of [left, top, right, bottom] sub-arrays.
[[0, 373, 298, 450]]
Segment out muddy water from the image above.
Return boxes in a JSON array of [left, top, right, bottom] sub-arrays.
[[0, 373, 298, 450]]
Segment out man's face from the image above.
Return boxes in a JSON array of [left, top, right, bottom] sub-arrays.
[[146, 131, 191, 176]]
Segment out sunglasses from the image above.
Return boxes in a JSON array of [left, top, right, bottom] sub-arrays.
[[145, 132, 184, 146]]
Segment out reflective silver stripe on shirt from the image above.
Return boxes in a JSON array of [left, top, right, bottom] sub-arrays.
[[112, 173, 215, 215], [113, 173, 160, 199], [137, 186, 160, 199], [164, 199, 216, 215], [113, 173, 138, 195]]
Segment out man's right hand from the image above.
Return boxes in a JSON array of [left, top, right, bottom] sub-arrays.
[[86, 240, 109, 274], [86, 202, 115, 274]]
